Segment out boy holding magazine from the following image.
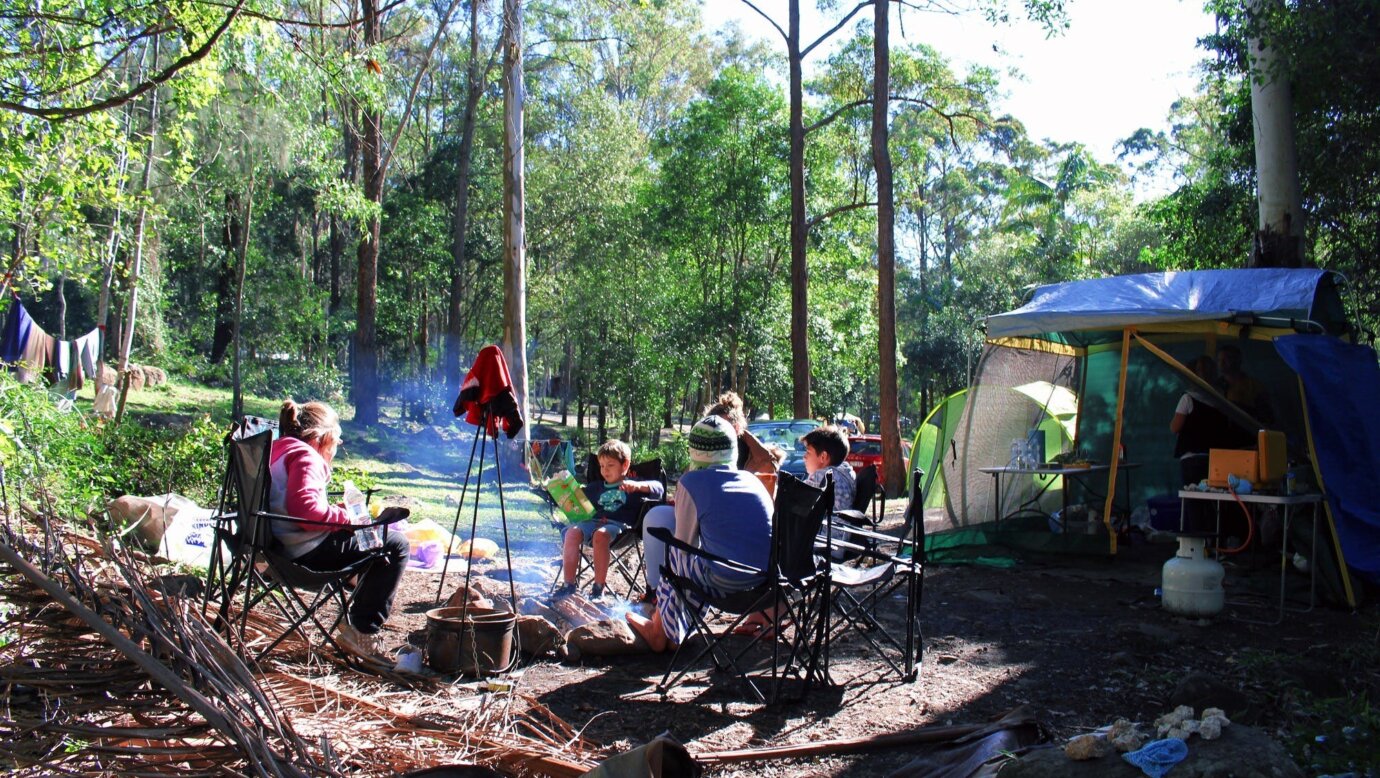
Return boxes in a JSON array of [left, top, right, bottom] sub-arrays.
[[554, 439, 664, 599]]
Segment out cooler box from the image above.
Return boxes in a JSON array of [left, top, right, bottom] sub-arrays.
[[1148, 493, 1213, 533]]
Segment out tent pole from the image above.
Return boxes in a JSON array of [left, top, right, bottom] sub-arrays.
[[1294, 375, 1356, 608], [1105, 328, 1132, 554]]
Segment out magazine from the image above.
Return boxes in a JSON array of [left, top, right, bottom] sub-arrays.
[[545, 472, 595, 523]]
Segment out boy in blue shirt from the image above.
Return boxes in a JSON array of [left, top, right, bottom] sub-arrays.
[[555, 439, 664, 599]]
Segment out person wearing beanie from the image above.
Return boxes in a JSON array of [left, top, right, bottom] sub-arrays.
[[628, 416, 774, 652]]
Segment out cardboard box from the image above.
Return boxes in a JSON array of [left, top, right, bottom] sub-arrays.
[[1257, 429, 1287, 485]]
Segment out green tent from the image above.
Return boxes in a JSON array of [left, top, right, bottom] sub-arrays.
[[910, 381, 1077, 548]]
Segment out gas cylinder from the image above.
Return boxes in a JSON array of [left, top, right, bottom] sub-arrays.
[[1161, 535, 1225, 617]]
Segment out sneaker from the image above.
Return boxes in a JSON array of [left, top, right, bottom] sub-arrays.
[[552, 582, 577, 599], [590, 583, 606, 600], [337, 623, 386, 657]]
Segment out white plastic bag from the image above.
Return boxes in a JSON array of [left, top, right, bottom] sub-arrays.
[[158, 502, 220, 569]]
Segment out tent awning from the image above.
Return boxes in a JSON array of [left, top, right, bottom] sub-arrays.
[[986, 269, 1342, 341]]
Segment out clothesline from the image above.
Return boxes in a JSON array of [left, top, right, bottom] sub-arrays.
[[0, 296, 103, 392]]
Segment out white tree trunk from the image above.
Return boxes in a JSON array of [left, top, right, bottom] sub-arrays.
[[1248, 0, 1304, 266], [501, 0, 530, 441]]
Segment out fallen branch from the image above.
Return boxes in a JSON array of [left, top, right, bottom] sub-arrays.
[[694, 708, 1036, 764], [0, 533, 313, 777]]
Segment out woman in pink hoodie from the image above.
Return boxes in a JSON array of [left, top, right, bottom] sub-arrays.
[[269, 400, 408, 655]]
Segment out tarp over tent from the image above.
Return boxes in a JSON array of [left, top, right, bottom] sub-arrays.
[[987, 268, 1348, 343], [926, 268, 1372, 605]]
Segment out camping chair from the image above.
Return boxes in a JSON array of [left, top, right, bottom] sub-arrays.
[[820, 467, 926, 683], [546, 455, 668, 599], [827, 465, 879, 562], [202, 428, 395, 663], [650, 471, 833, 703]]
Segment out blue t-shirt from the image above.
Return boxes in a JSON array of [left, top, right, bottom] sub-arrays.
[[585, 478, 664, 526]]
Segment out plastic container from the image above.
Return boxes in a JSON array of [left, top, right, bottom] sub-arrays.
[[1026, 429, 1045, 467], [1146, 494, 1183, 532], [344, 481, 383, 551]]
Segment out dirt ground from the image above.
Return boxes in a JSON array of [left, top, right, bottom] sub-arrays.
[[373, 504, 1380, 776]]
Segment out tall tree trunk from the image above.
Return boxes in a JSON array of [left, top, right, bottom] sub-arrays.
[[231, 176, 255, 423], [500, 0, 530, 441], [114, 37, 161, 425], [55, 274, 66, 340], [560, 336, 572, 425], [209, 190, 241, 364], [353, 0, 384, 427], [873, 0, 903, 496], [1247, 0, 1304, 267], [445, 0, 487, 397], [787, 0, 811, 418]]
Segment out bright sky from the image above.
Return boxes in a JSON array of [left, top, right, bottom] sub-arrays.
[[701, 0, 1216, 168]]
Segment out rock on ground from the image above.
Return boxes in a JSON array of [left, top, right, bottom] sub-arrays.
[[1001, 722, 1303, 777]]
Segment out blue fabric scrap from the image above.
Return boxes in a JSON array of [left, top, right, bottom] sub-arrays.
[[1122, 737, 1189, 778]]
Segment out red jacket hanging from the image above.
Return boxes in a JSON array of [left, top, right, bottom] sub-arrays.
[[453, 344, 525, 438]]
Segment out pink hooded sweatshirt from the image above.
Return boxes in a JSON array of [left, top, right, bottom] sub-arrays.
[[268, 437, 349, 558]]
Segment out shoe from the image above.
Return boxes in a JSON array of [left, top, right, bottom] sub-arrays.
[[590, 583, 606, 600], [552, 583, 577, 599], [337, 623, 386, 657]]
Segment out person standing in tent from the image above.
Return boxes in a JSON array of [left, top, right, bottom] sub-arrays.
[[1170, 357, 1253, 534], [1217, 345, 1273, 425]]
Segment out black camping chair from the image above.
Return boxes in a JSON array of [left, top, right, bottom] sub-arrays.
[[546, 454, 668, 599], [828, 465, 880, 563], [651, 470, 833, 703], [202, 428, 400, 663], [820, 467, 926, 683]]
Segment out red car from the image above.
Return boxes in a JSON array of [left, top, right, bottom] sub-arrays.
[[845, 434, 911, 485]]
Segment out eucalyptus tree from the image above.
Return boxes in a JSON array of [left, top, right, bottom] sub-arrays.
[[648, 67, 790, 411]]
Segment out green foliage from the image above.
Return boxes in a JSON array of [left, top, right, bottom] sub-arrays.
[[328, 464, 376, 495], [101, 414, 225, 506], [635, 433, 690, 480], [0, 373, 227, 516]]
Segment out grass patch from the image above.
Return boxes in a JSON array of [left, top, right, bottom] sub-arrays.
[[112, 378, 567, 554]]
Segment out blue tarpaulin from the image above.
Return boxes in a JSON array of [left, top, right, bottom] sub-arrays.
[[987, 268, 1339, 340], [1275, 334, 1380, 587]]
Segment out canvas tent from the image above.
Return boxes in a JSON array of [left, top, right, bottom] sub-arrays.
[[911, 382, 1076, 536], [926, 268, 1375, 606]]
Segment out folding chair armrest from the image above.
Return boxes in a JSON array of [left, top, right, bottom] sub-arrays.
[[835, 508, 876, 527], [646, 526, 762, 577], [259, 506, 406, 530]]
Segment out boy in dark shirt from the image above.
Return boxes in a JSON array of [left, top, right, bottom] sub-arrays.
[[555, 439, 664, 599]]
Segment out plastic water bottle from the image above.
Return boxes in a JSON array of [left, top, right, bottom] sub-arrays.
[[1010, 440, 1023, 469], [344, 481, 382, 550]]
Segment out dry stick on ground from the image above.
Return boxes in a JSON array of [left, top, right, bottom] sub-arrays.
[[0, 533, 319, 777], [262, 672, 600, 776], [694, 707, 1037, 765]]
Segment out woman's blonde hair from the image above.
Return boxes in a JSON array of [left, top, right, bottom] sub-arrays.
[[704, 391, 747, 435], [278, 400, 341, 444]]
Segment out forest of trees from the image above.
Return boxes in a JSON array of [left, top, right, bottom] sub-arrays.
[[2, 0, 1377, 461]]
